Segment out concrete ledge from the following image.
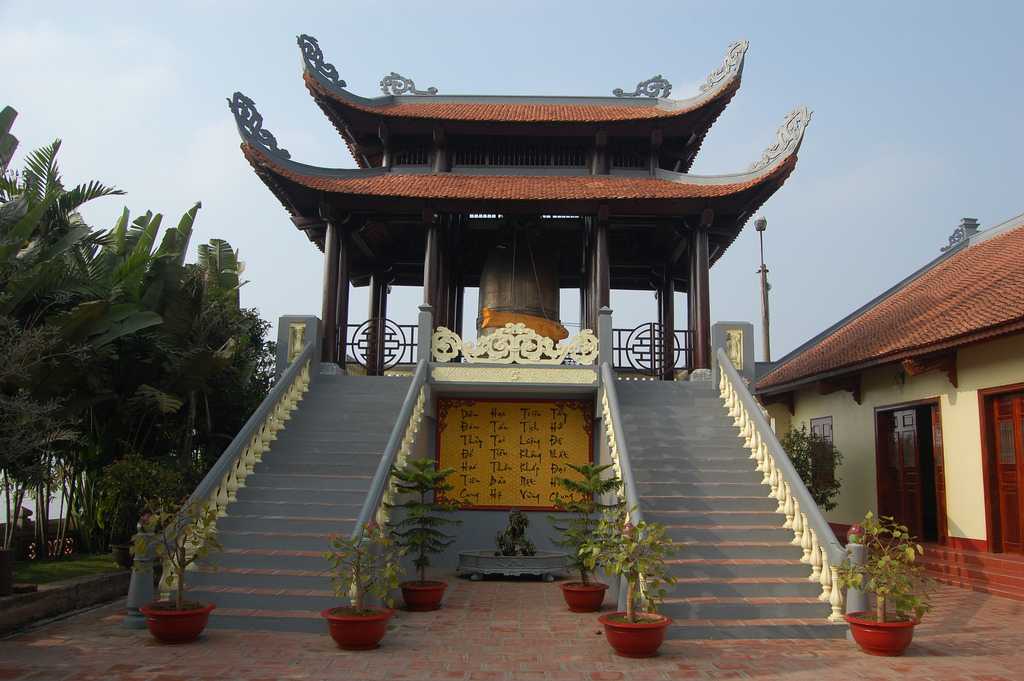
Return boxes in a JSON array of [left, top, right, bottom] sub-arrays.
[[0, 570, 130, 636]]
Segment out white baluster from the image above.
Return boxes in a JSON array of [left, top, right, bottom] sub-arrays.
[[819, 552, 832, 602], [790, 499, 803, 541], [783, 483, 795, 528], [809, 531, 822, 582], [828, 565, 845, 622], [799, 514, 813, 563]]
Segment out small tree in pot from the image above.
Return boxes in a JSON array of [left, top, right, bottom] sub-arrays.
[[836, 511, 933, 656], [132, 500, 221, 643], [549, 462, 621, 612], [387, 458, 461, 611], [581, 507, 677, 658], [321, 521, 404, 650]]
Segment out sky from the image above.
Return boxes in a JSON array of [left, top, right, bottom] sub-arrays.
[[2, 1, 1022, 361]]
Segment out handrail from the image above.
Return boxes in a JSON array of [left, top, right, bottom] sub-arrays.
[[716, 348, 845, 621], [351, 358, 430, 539]]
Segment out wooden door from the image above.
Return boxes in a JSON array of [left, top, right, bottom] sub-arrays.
[[892, 409, 924, 539], [992, 395, 1023, 553], [931, 405, 948, 543]]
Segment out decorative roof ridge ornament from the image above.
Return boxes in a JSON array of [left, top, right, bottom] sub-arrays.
[[297, 34, 345, 87], [380, 72, 438, 96], [749, 106, 812, 172], [940, 218, 980, 252], [227, 92, 290, 160], [613, 75, 672, 99], [699, 39, 750, 93]]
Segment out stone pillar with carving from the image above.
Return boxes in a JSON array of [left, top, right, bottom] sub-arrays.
[[711, 321, 754, 386]]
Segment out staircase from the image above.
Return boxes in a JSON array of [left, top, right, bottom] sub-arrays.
[[188, 373, 412, 632], [616, 379, 844, 639]]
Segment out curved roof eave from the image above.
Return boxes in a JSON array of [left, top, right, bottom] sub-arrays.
[[297, 35, 749, 123]]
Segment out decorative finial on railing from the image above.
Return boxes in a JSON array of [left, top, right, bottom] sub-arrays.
[[227, 92, 291, 160], [613, 75, 672, 98], [749, 106, 812, 172], [379, 72, 438, 96], [297, 34, 345, 87], [700, 39, 749, 93]]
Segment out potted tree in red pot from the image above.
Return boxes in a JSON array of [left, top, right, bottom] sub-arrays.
[[549, 462, 621, 612], [132, 501, 221, 643], [836, 511, 933, 656], [321, 521, 404, 650], [387, 458, 461, 611], [582, 508, 677, 658]]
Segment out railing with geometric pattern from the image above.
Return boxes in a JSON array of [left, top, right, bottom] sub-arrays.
[[717, 348, 846, 622]]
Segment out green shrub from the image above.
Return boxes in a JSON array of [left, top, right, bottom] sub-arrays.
[[97, 455, 187, 544], [780, 425, 843, 511]]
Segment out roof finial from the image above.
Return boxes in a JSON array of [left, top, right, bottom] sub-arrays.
[[379, 72, 438, 96], [613, 75, 672, 98], [941, 218, 980, 252], [749, 106, 812, 172], [227, 92, 290, 160], [700, 40, 749, 93], [297, 34, 345, 87]]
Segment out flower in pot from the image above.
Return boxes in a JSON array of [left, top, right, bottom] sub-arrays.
[[132, 500, 221, 643], [836, 511, 933, 656], [581, 507, 676, 658], [387, 457, 461, 611], [549, 462, 622, 612], [321, 521, 404, 650]]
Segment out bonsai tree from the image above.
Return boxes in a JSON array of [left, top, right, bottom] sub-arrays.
[[324, 521, 403, 613], [549, 462, 621, 585], [495, 509, 536, 557], [780, 425, 844, 511], [581, 507, 676, 623], [133, 500, 221, 611], [386, 458, 461, 584], [836, 511, 933, 623]]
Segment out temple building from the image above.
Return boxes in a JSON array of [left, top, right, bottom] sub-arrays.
[[231, 35, 809, 378], [758, 214, 1024, 598]]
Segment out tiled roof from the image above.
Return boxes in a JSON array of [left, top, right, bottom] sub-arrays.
[[242, 144, 784, 202], [757, 220, 1024, 391], [305, 73, 736, 124]]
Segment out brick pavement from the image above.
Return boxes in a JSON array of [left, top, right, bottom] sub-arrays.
[[1, 580, 1022, 680]]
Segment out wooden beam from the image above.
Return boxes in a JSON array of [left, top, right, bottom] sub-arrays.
[[816, 375, 862, 405], [902, 351, 958, 388], [761, 391, 794, 416]]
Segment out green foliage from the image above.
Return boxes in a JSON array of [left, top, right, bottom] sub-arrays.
[[324, 522, 404, 613], [133, 501, 221, 611], [780, 425, 844, 511], [14, 553, 121, 585], [836, 511, 933, 623], [580, 507, 677, 623], [96, 455, 187, 544], [548, 462, 622, 584], [386, 458, 461, 584]]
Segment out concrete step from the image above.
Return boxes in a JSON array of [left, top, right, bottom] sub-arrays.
[[672, 541, 805, 561], [667, 619, 846, 640], [634, 481, 768, 496], [241, 473, 372, 491], [663, 525, 795, 543], [217, 514, 357, 535], [252, 461, 381, 477], [668, 578, 823, 598], [210, 549, 326, 573], [190, 568, 332, 592], [644, 510, 785, 526], [216, 529, 340, 552], [226, 500, 363, 517], [629, 456, 755, 470], [208, 610, 325, 633], [235, 485, 368, 505], [668, 559, 814, 580], [631, 468, 763, 483], [187, 586, 338, 612], [660, 596, 830, 620], [639, 496, 778, 513]]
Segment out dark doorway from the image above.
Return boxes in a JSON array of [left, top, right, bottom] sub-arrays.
[[875, 403, 946, 543]]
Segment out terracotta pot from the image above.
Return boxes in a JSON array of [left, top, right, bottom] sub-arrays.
[[321, 607, 393, 650], [560, 581, 608, 612], [400, 580, 447, 611], [140, 602, 215, 643], [598, 611, 673, 658], [110, 544, 133, 569], [846, 612, 916, 656]]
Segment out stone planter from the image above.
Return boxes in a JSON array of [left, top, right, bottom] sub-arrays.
[[457, 550, 568, 581]]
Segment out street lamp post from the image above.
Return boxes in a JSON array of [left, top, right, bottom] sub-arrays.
[[754, 216, 771, 362]]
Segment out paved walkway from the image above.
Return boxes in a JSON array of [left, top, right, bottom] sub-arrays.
[[1, 580, 1022, 680]]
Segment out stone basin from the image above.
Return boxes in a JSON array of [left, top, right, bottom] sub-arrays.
[[457, 550, 568, 582]]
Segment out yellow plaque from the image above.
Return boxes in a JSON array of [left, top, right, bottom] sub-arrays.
[[436, 398, 594, 509]]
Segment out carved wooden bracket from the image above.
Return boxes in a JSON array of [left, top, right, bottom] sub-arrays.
[[817, 374, 862, 405], [760, 390, 794, 415], [902, 351, 958, 388]]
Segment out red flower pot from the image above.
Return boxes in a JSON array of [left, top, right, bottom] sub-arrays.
[[598, 611, 673, 658], [140, 602, 215, 643], [321, 607, 393, 650], [846, 612, 917, 656], [560, 581, 609, 612], [400, 580, 447, 611]]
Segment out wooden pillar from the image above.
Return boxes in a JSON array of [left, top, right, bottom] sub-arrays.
[[423, 212, 439, 308], [595, 210, 610, 312], [319, 220, 340, 363], [367, 272, 388, 375], [454, 284, 465, 335], [435, 222, 450, 330], [336, 229, 351, 368], [447, 219, 462, 332], [659, 263, 675, 380], [689, 222, 711, 370]]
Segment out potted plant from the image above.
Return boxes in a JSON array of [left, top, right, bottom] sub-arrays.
[[549, 462, 621, 612], [321, 521, 404, 650], [387, 457, 461, 611], [132, 500, 221, 643], [836, 511, 933, 656], [581, 508, 676, 658]]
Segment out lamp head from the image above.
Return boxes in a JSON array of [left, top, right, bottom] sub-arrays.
[[754, 215, 767, 232]]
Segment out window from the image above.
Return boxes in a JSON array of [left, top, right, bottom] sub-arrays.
[[810, 416, 833, 444], [809, 416, 836, 488]]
